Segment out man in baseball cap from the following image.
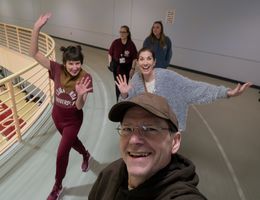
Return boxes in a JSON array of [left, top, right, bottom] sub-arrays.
[[89, 93, 206, 200]]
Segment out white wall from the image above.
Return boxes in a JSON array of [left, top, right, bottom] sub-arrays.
[[0, 0, 259, 86]]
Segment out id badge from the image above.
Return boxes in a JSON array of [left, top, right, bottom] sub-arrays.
[[119, 57, 126, 64]]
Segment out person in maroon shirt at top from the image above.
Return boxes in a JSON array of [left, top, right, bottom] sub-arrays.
[[108, 25, 138, 101], [30, 13, 93, 200]]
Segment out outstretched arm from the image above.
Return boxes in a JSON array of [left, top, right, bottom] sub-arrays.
[[29, 13, 52, 70], [227, 82, 252, 97], [168, 70, 251, 105]]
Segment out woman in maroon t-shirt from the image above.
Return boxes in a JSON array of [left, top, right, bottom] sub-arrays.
[[108, 25, 138, 101], [30, 13, 93, 200]]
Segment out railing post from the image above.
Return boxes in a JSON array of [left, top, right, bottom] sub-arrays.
[[45, 36, 49, 54], [6, 81, 22, 142], [48, 78, 54, 104], [4, 24, 9, 48], [16, 28, 22, 53]]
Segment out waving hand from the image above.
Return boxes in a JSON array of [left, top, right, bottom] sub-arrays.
[[75, 76, 93, 96], [115, 74, 131, 99], [34, 13, 52, 30]]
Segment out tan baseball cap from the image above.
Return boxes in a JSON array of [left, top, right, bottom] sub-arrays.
[[108, 93, 178, 131]]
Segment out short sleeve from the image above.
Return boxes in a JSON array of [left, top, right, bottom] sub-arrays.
[[49, 60, 62, 80]]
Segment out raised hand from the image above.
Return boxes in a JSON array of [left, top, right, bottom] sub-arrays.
[[30, 13, 52, 70], [115, 74, 131, 98], [75, 76, 93, 96], [227, 82, 252, 97], [34, 13, 52, 30]]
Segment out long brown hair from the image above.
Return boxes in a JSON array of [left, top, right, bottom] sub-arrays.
[[149, 21, 166, 48]]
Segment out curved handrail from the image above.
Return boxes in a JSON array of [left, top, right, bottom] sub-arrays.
[[0, 22, 55, 154]]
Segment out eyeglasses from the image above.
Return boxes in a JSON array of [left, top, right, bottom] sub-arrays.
[[119, 31, 127, 34], [116, 125, 171, 137]]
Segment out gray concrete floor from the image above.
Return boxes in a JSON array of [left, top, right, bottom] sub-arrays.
[[0, 38, 259, 200]]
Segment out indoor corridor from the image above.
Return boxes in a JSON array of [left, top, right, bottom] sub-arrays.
[[0, 38, 259, 200]]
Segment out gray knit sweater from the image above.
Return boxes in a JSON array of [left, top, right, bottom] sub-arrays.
[[120, 68, 228, 131]]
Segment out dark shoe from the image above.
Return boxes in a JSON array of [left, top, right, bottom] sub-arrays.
[[47, 184, 63, 200], [81, 151, 91, 172]]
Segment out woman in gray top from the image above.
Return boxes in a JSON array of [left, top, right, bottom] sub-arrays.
[[116, 47, 252, 131]]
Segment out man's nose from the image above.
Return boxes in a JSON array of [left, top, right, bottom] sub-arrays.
[[128, 129, 144, 144]]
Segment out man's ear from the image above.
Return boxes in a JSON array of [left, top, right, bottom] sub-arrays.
[[171, 132, 181, 154]]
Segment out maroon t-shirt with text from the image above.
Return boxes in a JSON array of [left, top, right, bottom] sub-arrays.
[[49, 61, 93, 109]]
